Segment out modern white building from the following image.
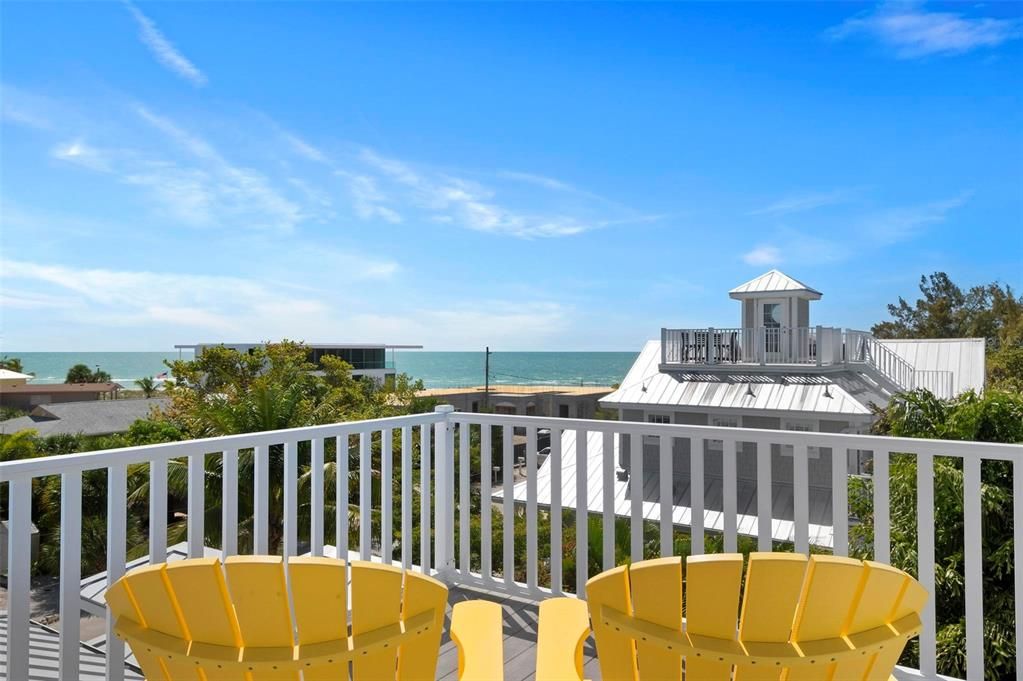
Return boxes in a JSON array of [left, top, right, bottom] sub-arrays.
[[174, 342, 422, 384], [503, 270, 986, 548]]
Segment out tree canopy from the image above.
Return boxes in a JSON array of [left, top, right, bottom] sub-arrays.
[[65, 363, 112, 383], [872, 273, 1023, 390]]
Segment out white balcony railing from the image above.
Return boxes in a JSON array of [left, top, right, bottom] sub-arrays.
[[2, 408, 1021, 680], [661, 326, 920, 392]]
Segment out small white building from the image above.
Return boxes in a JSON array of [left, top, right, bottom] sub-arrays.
[[502, 270, 986, 548]]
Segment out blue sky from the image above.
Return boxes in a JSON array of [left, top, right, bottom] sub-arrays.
[[1, 1, 1021, 351]]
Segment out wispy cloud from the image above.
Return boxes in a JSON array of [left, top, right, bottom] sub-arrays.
[[742, 245, 782, 266], [124, 1, 207, 86], [748, 189, 856, 216], [861, 192, 970, 244], [828, 2, 1022, 58], [358, 148, 642, 238], [282, 131, 329, 164], [51, 139, 110, 171], [740, 193, 970, 267]]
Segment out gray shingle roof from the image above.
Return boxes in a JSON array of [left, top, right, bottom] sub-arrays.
[[0, 398, 169, 437]]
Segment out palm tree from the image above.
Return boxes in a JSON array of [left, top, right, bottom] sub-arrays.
[[135, 376, 158, 397]]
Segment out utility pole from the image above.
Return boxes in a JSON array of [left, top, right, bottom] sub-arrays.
[[484, 346, 491, 411]]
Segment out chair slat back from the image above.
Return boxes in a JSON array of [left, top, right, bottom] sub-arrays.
[[684, 554, 742, 681], [106, 556, 448, 681], [584, 553, 926, 681]]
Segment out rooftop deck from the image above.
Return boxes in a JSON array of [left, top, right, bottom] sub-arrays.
[[2, 408, 1020, 679]]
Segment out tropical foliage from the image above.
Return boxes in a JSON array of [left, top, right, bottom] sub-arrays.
[[849, 388, 1023, 680], [134, 375, 158, 397], [65, 363, 112, 383], [872, 272, 1023, 389]]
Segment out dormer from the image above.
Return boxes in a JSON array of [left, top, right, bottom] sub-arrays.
[[729, 270, 821, 331]]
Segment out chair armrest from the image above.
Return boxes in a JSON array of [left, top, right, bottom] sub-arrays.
[[536, 598, 591, 681], [450, 600, 504, 681]]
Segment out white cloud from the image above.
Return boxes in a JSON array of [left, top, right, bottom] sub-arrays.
[[861, 193, 970, 244], [337, 171, 403, 224], [282, 132, 328, 164], [748, 189, 855, 216], [497, 170, 577, 192], [828, 2, 1022, 58], [0, 259, 568, 350], [51, 139, 110, 171], [124, 1, 207, 86], [358, 148, 615, 238], [742, 245, 783, 266]]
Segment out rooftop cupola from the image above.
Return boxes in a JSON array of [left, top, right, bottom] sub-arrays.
[[729, 269, 821, 331]]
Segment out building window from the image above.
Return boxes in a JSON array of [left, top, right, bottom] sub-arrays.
[[708, 415, 739, 451], [645, 413, 671, 443], [782, 419, 820, 458], [559, 404, 570, 418]]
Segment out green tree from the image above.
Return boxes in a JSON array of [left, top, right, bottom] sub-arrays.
[[850, 389, 1023, 680], [0, 356, 27, 373], [65, 363, 94, 383], [871, 273, 1023, 388], [135, 376, 158, 397]]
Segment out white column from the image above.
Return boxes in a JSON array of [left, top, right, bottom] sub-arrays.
[[434, 405, 455, 576]]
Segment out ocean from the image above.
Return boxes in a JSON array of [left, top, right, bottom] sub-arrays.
[[6, 351, 637, 389]]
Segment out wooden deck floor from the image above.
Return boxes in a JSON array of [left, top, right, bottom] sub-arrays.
[[439, 586, 599, 681]]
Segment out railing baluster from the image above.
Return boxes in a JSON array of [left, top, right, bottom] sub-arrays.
[[59, 471, 82, 679], [1016, 452, 1023, 679], [106, 463, 127, 681], [222, 449, 238, 557], [337, 436, 348, 559], [401, 426, 413, 570], [481, 424, 493, 581], [149, 458, 167, 563], [691, 438, 704, 554], [631, 430, 643, 563], [187, 452, 204, 559], [756, 440, 772, 551], [831, 447, 849, 557], [460, 422, 470, 575], [284, 441, 298, 559], [359, 432, 371, 561], [421, 424, 432, 574], [873, 450, 890, 563], [254, 444, 269, 554], [6, 478, 32, 681], [963, 457, 984, 679], [381, 429, 392, 564], [502, 424, 513, 585], [602, 430, 614, 570], [659, 434, 673, 557], [310, 438, 324, 557], [723, 439, 737, 552], [435, 408, 454, 574], [576, 429, 589, 596], [793, 443, 809, 554], [917, 452, 936, 676], [550, 427, 562, 594], [526, 425, 538, 591]]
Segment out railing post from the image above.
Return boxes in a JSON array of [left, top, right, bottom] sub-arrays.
[[661, 328, 667, 364], [5, 477, 32, 681], [815, 325, 823, 366], [433, 405, 456, 579], [708, 327, 716, 364]]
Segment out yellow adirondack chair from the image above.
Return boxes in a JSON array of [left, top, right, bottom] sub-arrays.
[[105, 555, 503, 680], [536, 553, 927, 681]]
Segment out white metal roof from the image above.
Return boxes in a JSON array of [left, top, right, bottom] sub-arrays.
[[0, 369, 32, 380], [878, 338, 985, 395], [600, 341, 882, 417], [729, 269, 822, 299], [494, 430, 834, 548]]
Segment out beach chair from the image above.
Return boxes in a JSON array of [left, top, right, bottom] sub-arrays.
[[536, 553, 927, 681], [106, 555, 504, 680]]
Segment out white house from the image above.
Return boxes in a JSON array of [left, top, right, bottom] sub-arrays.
[[501, 270, 986, 548]]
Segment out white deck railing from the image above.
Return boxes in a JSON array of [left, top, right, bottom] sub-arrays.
[[2, 408, 1021, 680]]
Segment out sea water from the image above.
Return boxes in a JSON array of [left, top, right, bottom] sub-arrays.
[[7, 351, 637, 388]]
